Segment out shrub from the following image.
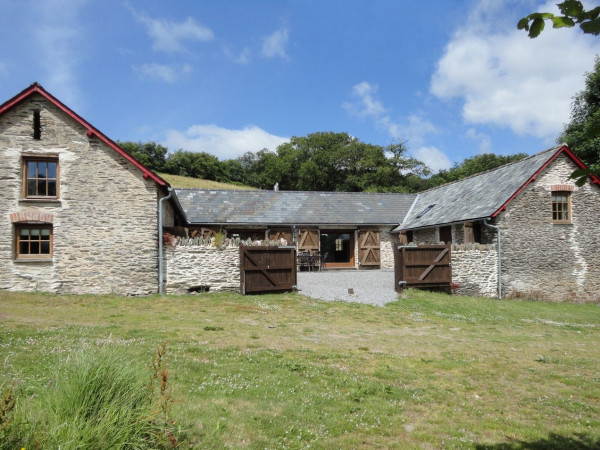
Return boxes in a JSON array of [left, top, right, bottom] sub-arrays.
[[2, 344, 177, 449]]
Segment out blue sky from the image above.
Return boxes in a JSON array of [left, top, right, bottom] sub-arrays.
[[0, 0, 598, 172]]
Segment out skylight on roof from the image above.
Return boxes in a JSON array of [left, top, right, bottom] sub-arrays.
[[416, 204, 436, 218]]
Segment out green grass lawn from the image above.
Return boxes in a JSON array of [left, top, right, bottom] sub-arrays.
[[157, 172, 256, 190], [1, 289, 599, 448]]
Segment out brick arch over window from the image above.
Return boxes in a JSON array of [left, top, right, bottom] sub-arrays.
[[10, 211, 54, 223]]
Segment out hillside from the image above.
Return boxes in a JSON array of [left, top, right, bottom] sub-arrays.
[[158, 173, 256, 190]]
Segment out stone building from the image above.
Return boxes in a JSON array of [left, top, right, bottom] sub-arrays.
[[1, 84, 599, 301], [172, 189, 416, 270], [394, 146, 600, 302], [0, 83, 178, 295]]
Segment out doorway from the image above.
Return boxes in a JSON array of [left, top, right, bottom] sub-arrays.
[[319, 229, 355, 268]]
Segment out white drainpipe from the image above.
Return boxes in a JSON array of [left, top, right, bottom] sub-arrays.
[[483, 219, 502, 299], [158, 188, 174, 295]]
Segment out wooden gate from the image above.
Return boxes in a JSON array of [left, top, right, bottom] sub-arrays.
[[358, 228, 380, 267], [394, 244, 451, 292], [240, 246, 297, 294]]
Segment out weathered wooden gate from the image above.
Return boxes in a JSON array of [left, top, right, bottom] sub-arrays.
[[394, 244, 452, 293], [240, 246, 297, 294], [358, 228, 380, 267]]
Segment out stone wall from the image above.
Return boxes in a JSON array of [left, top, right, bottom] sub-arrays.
[[496, 154, 600, 302], [451, 244, 498, 298], [379, 229, 398, 269], [0, 94, 163, 295], [412, 227, 438, 245], [165, 244, 240, 294]]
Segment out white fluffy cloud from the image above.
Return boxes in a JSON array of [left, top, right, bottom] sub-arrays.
[[262, 26, 290, 59], [132, 10, 214, 53], [135, 63, 192, 83], [164, 124, 289, 159], [413, 146, 453, 172], [431, 0, 598, 140]]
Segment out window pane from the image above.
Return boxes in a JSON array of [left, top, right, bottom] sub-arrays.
[[27, 161, 37, 176], [48, 180, 56, 196], [19, 242, 29, 254], [41, 229, 50, 238], [41, 242, 50, 254], [47, 162, 57, 178], [20, 228, 29, 237], [28, 179, 36, 195], [38, 180, 47, 195], [38, 162, 47, 178], [31, 229, 40, 237]]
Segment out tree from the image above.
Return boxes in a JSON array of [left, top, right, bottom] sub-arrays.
[[518, 1, 600, 38], [518, 2, 600, 184], [558, 56, 600, 181], [117, 141, 168, 173], [163, 149, 225, 181], [423, 153, 529, 190]]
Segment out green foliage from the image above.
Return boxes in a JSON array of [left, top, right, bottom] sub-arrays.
[[118, 133, 538, 193], [234, 132, 428, 192], [118, 140, 168, 173], [518, 1, 600, 37], [164, 149, 226, 181], [2, 345, 178, 449], [421, 152, 528, 189], [559, 56, 600, 177]]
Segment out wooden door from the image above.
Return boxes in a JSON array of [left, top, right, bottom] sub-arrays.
[[297, 229, 319, 254], [358, 228, 380, 267]]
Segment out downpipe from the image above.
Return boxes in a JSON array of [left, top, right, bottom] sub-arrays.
[[483, 220, 502, 299], [158, 188, 174, 295]]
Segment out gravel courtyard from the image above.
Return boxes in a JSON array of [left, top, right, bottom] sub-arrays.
[[296, 269, 398, 306]]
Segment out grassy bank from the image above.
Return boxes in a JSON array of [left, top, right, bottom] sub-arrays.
[[1, 290, 599, 448]]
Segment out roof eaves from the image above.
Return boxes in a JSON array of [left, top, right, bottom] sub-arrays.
[[490, 145, 576, 218], [0, 82, 169, 188]]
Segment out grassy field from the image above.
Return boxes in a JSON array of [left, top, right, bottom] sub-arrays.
[[157, 173, 256, 190], [1, 289, 599, 448]]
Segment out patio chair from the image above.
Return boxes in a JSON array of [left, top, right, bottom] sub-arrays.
[[297, 252, 312, 271]]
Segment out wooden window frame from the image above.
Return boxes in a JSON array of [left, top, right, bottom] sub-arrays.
[[14, 224, 53, 260], [22, 155, 59, 199], [551, 191, 572, 224]]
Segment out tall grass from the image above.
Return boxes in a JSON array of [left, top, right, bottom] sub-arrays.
[[2, 345, 176, 449]]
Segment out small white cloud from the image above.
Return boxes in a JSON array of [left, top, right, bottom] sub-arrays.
[[132, 9, 214, 53], [135, 63, 192, 83], [262, 26, 290, 59], [223, 46, 252, 65], [344, 81, 438, 146], [466, 128, 492, 153], [343, 81, 388, 118], [401, 115, 437, 148], [164, 124, 289, 159], [431, 0, 598, 140], [413, 146, 452, 172]]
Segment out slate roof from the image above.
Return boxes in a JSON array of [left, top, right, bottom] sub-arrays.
[[395, 146, 564, 231], [174, 189, 417, 226]]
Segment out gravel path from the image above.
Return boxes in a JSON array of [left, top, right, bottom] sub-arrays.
[[296, 269, 398, 306]]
